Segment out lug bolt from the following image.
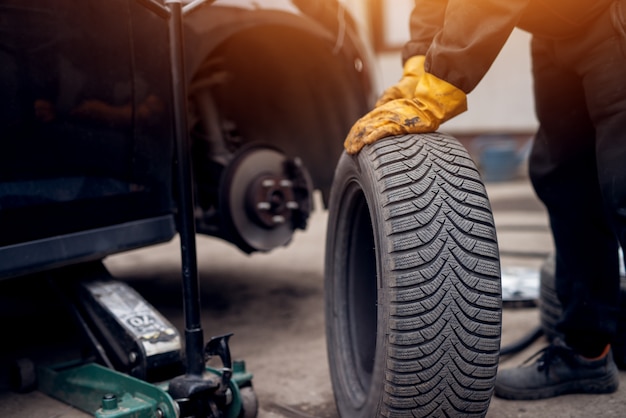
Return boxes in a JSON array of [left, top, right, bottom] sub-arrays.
[[272, 215, 285, 224], [101, 393, 118, 411]]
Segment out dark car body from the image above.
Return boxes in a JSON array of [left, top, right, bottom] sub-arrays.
[[0, 0, 375, 279]]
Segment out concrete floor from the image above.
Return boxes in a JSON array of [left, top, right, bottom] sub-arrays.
[[1, 175, 626, 417]]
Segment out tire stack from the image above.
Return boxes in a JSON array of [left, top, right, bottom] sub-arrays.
[[539, 249, 626, 368]]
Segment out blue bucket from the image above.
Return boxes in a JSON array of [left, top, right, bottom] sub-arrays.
[[472, 134, 529, 182], [480, 142, 520, 182]]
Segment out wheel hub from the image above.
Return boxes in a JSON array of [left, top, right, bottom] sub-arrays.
[[246, 174, 298, 229], [220, 145, 312, 253]]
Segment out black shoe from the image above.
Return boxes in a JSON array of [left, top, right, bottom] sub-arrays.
[[495, 338, 619, 400]]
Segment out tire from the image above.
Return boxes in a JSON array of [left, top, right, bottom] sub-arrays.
[[10, 358, 37, 393], [325, 133, 502, 417], [538, 254, 561, 342], [539, 251, 626, 369], [238, 386, 259, 418]]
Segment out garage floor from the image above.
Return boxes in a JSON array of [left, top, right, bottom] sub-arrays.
[[1, 175, 625, 417]]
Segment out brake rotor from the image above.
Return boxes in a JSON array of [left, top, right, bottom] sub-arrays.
[[219, 144, 312, 253]]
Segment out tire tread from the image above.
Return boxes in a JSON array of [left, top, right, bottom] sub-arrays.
[[368, 134, 501, 417]]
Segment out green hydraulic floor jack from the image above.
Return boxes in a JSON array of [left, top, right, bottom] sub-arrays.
[[11, 1, 258, 416], [18, 262, 257, 418], [13, 261, 256, 418]]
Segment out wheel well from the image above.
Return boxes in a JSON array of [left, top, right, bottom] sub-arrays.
[[188, 24, 371, 206]]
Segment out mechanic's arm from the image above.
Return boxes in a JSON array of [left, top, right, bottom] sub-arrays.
[[345, 0, 530, 154], [418, 0, 530, 93], [376, 0, 446, 106]]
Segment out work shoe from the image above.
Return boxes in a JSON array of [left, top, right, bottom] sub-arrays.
[[495, 338, 619, 400]]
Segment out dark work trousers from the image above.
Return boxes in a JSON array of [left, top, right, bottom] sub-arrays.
[[528, 0, 626, 357]]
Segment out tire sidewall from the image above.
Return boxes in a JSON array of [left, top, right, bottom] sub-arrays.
[[325, 150, 390, 417]]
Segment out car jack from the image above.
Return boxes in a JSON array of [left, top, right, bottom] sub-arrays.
[[37, 359, 254, 418], [21, 262, 256, 418]]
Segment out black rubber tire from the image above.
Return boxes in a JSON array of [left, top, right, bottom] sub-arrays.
[[538, 254, 560, 342], [10, 358, 37, 393], [539, 253, 626, 369], [325, 133, 502, 417], [238, 386, 259, 418]]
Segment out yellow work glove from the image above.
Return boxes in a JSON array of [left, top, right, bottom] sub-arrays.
[[375, 55, 426, 107], [344, 71, 467, 155]]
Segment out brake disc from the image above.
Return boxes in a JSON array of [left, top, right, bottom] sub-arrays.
[[219, 144, 312, 253]]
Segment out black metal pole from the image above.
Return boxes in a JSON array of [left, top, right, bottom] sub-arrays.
[[166, 0, 205, 378]]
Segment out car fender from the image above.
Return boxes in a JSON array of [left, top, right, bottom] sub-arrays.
[[183, 1, 375, 204]]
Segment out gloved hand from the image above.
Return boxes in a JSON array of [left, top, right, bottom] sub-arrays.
[[375, 55, 425, 107], [344, 69, 467, 155]]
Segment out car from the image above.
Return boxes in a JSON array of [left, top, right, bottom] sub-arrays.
[[0, 1, 375, 416], [0, 0, 375, 280]]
